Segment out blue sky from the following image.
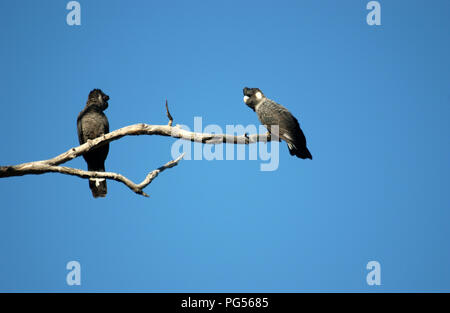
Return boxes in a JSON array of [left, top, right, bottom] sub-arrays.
[[0, 0, 449, 292]]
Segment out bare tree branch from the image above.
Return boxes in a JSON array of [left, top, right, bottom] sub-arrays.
[[0, 124, 272, 173], [0, 154, 184, 197], [0, 101, 274, 197]]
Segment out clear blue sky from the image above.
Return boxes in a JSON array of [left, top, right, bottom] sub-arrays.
[[1, 0, 449, 292]]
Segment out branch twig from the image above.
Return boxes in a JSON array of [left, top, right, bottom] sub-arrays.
[[165, 99, 173, 126]]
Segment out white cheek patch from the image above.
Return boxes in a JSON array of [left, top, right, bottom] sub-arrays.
[[255, 92, 263, 100], [98, 94, 103, 103], [243, 96, 250, 103]]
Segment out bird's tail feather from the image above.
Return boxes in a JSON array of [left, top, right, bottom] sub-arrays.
[[87, 165, 107, 198], [89, 178, 107, 198], [287, 142, 313, 160]]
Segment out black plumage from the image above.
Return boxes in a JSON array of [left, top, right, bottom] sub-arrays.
[[243, 87, 312, 159], [77, 89, 110, 198]]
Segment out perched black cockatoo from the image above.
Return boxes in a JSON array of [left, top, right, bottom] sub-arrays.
[[77, 89, 110, 198], [243, 87, 312, 159]]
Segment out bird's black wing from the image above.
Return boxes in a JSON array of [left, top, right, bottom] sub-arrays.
[[279, 114, 312, 159], [265, 101, 312, 159]]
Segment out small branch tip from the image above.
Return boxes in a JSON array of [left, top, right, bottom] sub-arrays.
[[165, 99, 174, 126]]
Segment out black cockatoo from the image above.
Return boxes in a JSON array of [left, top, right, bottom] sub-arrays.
[[243, 87, 312, 159], [77, 89, 110, 198]]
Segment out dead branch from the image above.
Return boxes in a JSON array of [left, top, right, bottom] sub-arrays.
[[0, 154, 184, 197], [0, 101, 274, 197]]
